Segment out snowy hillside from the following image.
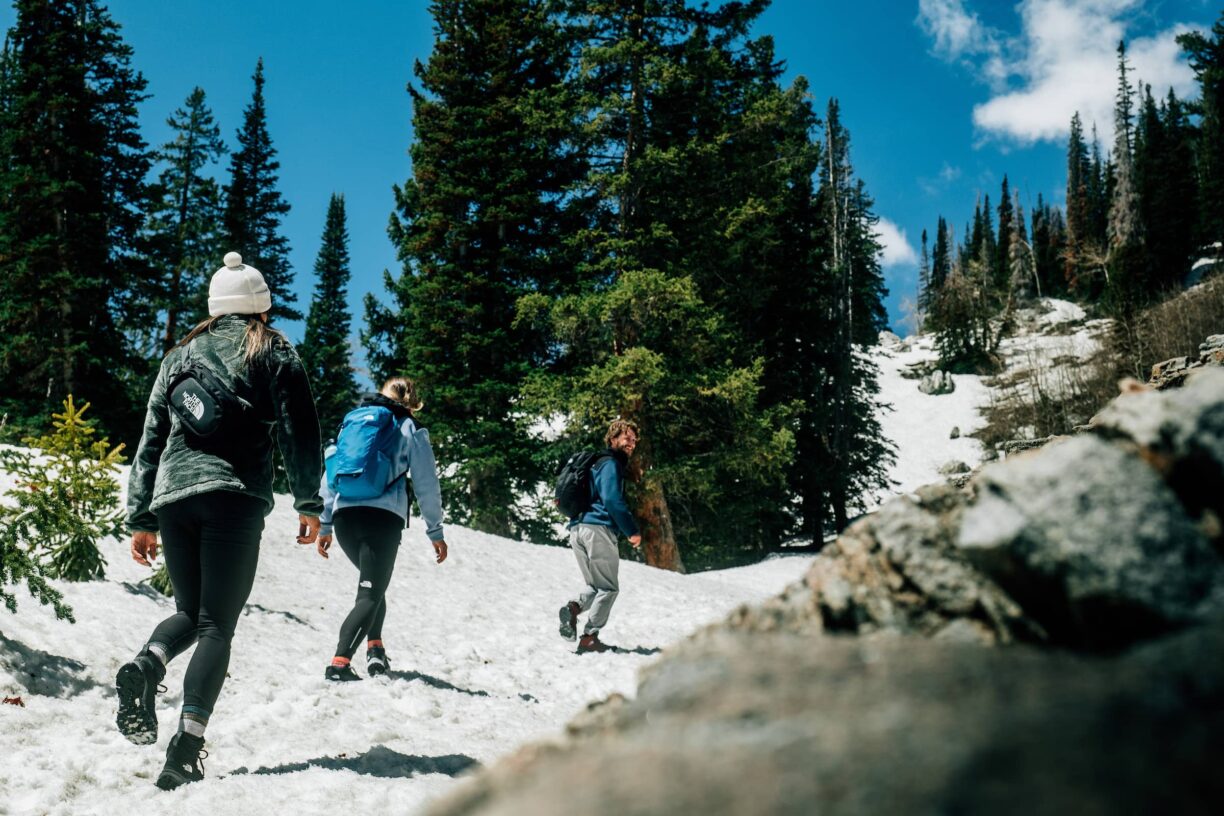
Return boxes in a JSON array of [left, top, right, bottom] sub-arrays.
[[0, 469, 814, 815], [870, 298, 1109, 505]]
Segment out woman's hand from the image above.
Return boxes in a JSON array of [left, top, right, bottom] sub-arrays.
[[317, 533, 332, 559], [297, 514, 321, 544], [131, 532, 159, 567], [433, 539, 448, 564]]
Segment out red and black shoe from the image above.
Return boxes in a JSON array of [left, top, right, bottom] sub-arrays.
[[577, 632, 611, 654]]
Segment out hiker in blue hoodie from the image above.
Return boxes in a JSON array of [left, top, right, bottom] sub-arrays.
[[558, 419, 642, 654], [317, 377, 447, 681]]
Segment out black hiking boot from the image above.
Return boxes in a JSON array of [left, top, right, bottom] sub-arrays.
[[366, 646, 390, 677], [115, 649, 166, 745], [155, 732, 207, 791], [325, 663, 362, 682], [558, 601, 580, 641], [577, 632, 611, 654]]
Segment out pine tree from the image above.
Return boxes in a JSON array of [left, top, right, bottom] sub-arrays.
[[917, 228, 931, 317], [301, 194, 358, 437], [0, 0, 153, 443], [812, 99, 895, 532], [1106, 40, 1145, 309], [996, 175, 1014, 295], [367, 0, 586, 540], [1178, 13, 1224, 247], [222, 59, 297, 321], [520, 0, 800, 565], [1032, 196, 1067, 297], [142, 87, 226, 357], [1064, 112, 1092, 292], [931, 216, 952, 292], [1009, 194, 1038, 299]]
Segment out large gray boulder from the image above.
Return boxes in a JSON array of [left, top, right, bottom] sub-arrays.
[[426, 623, 1224, 816], [959, 433, 1223, 650]]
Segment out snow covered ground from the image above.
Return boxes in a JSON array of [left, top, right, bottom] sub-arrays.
[[0, 299, 1102, 814], [0, 467, 815, 815], [870, 297, 1109, 505]]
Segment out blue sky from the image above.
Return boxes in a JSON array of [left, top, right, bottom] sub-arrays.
[[2, 0, 1217, 368]]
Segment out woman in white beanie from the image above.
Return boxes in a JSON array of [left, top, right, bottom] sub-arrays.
[[117, 252, 324, 790]]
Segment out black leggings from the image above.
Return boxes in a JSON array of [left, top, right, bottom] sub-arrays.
[[146, 491, 265, 717], [333, 506, 404, 659]]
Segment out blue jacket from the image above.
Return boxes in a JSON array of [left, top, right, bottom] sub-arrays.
[[569, 448, 639, 538], [319, 396, 445, 541]]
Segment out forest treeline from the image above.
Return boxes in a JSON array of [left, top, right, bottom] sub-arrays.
[[0, 0, 897, 571], [921, 22, 1224, 372]]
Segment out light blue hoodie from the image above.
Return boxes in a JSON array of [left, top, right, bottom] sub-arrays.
[[319, 406, 445, 541]]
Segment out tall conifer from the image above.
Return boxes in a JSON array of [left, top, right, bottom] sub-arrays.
[[143, 87, 226, 357], [367, 0, 585, 539], [0, 0, 152, 441], [301, 194, 358, 437], [1178, 13, 1224, 247], [222, 59, 297, 321]]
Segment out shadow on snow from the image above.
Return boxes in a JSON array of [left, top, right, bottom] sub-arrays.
[[228, 744, 480, 779]]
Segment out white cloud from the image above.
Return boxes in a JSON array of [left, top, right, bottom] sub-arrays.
[[877, 218, 920, 267], [917, 0, 1014, 88], [918, 0, 1202, 146]]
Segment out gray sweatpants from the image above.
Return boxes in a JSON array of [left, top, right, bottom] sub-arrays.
[[569, 523, 620, 635]]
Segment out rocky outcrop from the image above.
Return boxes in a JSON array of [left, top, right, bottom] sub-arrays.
[[1149, 334, 1224, 390], [423, 369, 1224, 816], [919, 370, 955, 395], [427, 623, 1224, 816]]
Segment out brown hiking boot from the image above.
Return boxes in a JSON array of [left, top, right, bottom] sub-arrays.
[[577, 632, 610, 654], [558, 601, 581, 641]]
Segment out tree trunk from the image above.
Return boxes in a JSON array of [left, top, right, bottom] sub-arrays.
[[638, 476, 683, 573]]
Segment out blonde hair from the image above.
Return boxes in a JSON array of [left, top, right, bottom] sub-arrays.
[[604, 418, 639, 447], [381, 377, 424, 413], [176, 314, 283, 366]]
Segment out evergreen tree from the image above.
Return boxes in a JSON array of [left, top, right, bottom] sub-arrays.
[[301, 194, 358, 437], [367, 0, 586, 540], [0, 0, 152, 443], [142, 87, 226, 358], [1064, 112, 1090, 290], [1135, 85, 1198, 290], [1032, 196, 1067, 297], [996, 175, 1014, 294], [930, 215, 951, 292], [811, 99, 894, 532], [1106, 40, 1145, 309], [222, 59, 297, 321], [1178, 13, 1224, 247], [1009, 194, 1038, 299], [523, 0, 801, 565], [917, 228, 931, 317]]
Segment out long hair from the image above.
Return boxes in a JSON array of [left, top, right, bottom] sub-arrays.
[[176, 315, 283, 366], [604, 418, 639, 447], [380, 376, 424, 414]]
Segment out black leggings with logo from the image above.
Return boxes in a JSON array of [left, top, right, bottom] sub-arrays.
[[333, 506, 404, 659], [146, 491, 265, 717]]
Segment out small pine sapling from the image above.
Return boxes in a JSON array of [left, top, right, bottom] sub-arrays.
[[0, 396, 126, 583]]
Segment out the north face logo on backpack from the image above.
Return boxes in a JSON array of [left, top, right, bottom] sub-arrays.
[[326, 405, 403, 500]]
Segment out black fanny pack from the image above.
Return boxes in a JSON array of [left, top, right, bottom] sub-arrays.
[[167, 347, 249, 438]]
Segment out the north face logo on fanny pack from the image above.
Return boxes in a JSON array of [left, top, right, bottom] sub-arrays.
[[182, 391, 205, 420]]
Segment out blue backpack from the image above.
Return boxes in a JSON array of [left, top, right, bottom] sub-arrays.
[[325, 405, 406, 500]]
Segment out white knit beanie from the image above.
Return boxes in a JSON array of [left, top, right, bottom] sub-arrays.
[[208, 252, 272, 316]]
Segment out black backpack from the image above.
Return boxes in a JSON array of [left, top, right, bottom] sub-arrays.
[[554, 451, 611, 519], [167, 345, 249, 439]]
